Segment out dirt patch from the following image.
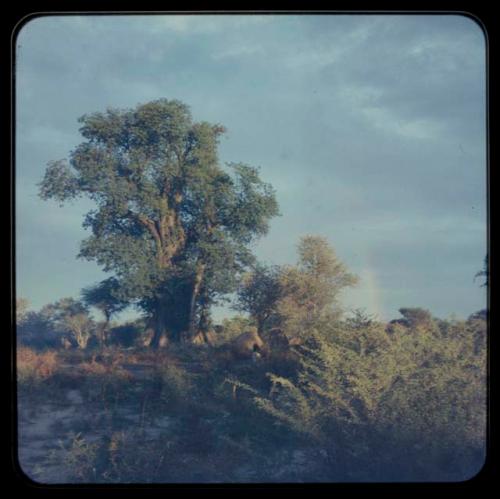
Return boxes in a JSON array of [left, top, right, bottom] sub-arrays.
[[17, 382, 177, 484]]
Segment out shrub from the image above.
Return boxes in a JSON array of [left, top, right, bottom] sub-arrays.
[[157, 362, 193, 407], [53, 433, 100, 482], [16, 311, 62, 350], [215, 316, 255, 346], [108, 323, 141, 348], [235, 314, 487, 481], [17, 347, 59, 387]]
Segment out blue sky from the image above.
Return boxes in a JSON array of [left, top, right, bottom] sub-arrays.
[[15, 14, 487, 322]]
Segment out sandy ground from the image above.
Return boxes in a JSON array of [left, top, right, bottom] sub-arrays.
[[16, 365, 175, 484]]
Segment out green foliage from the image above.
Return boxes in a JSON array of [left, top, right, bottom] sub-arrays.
[[157, 362, 193, 407], [82, 279, 129, 348], [22, 306, 486, 482], [18, 298, 96, 349], [17, 310, 55, 349], [53, 433, 100, 482], [234, 264, 282, 334], [242, 312, 486, 480], [214, 316, 255, 345], [82, 278, 127, 321], [276, 236, 358, 339], [379, 318, 486, 446]]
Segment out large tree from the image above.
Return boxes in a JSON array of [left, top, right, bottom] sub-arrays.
[[39, 99, 279, 347]]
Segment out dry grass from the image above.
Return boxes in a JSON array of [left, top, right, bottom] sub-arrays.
[[79, 360, 132, 381], [17, 347, 59, 384]]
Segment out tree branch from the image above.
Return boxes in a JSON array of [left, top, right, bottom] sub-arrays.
[[137, 214, 163, 262]]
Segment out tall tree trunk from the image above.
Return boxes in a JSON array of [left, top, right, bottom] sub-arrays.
[[150, 298, 168, 349], [187, 263, 206, 340], [101, 312, 111, 348], [198, 302, 212, 343]]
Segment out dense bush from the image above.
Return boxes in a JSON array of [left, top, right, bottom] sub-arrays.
[[17, 311, 62, 350], [17, 347, 59, 388], [237, 313, 487, 481], [214, 316, 256, 345], [18, 307, 487, 482], [108, 323, 141, 348]]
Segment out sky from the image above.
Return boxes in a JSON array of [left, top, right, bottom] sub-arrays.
[[15, 14, 487, 322]]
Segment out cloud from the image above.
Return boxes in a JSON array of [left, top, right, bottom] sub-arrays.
[[338, 85, 446, 140], [148, 13, 274, 35], [211, 43, 265, 61]]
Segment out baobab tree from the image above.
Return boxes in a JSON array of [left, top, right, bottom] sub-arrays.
[[39, 99, 279, 348]]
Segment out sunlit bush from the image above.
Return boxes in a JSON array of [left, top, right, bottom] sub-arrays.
[[214, 316, 255, 346], [17, 347, 59, 386], [240, 313, 487, 480]]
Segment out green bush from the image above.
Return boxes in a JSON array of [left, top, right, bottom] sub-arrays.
[[214, 316, 255, 345], [236, 314, 487, 481], [157, 362, 193, 407]]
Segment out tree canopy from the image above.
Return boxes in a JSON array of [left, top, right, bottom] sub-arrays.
[[234, 263, 283, 335], [235, 236, 358, 341], [39, 99, 279, 346], [276, 236, 358, 338]]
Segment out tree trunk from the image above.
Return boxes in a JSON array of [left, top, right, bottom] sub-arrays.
[[100, 314, 110, 348], [187, 263, 206, 340], [197, 303, 213, 344], [199, 305, 210, 333], [256, 313, 269, 337], [150, 298, 169, 349]]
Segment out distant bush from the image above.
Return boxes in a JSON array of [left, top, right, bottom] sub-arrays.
[[108, 323, 141, 348], [17, 298, 97, 350], [214, 316, 256, 345], [17, 311, 61, 350]]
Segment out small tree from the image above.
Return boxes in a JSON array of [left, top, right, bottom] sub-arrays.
[[276, 236, 358, 339], [43, 298, 95, 349], [82, 278, 127, 346], [234, 263, 283, 335]]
